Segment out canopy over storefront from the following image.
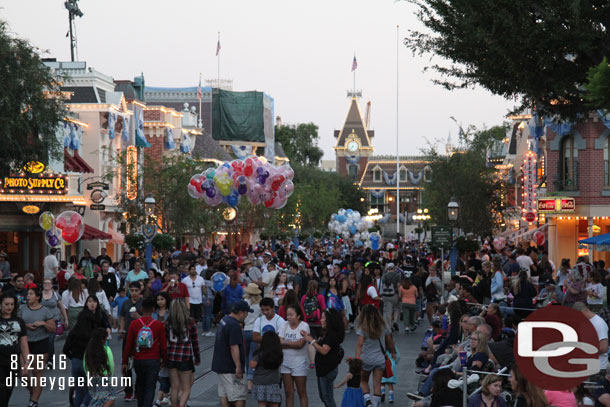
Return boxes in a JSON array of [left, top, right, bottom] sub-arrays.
[[579, 233, 610, 252]]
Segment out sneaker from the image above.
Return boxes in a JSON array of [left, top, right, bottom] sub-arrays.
[[111, 328, 118, 333], [404, 327, 410, 334], [47, 361, 53, 369], [407, 392, 424, 401], [161, 397, 170, 405], [393, 323, 399, 332], [205, 331, 215, 337], [28, 401, 38, 407], [124, 394, 135, 402], [389, 393, 394, 403], [152, 403, 161, 407], [381, 389, 386, 402], [365, 400, 373, 407]]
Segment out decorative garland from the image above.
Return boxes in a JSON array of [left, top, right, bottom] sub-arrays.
[[165, 127, 175, 150], [383, 170, 397, 186], [408, 169, 423, 185], [232, 145, 254, 159], [370, 189, 385, 198], [345, 154, 360, 164]]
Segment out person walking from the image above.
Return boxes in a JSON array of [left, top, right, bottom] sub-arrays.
[[41, 278, 68, 368], [165, 298, 201, 407], [243, 283, 263, 390], [64, 295, 111, 407], [250, 331, 283, 407], [211, 300, 252, 407], [354, 304, 396, 407], [0, 292, 30, 407], [62, 277, 88, 330], [84, 327, 116, 407], [119, 282, 144, 402], [301, 308, 345, 407], [182, 264, 205, 330], [381, 263, 401, 332], [19, 286, 56, 407], [122, 297, 168, 407], [398, 277, 418, 333], [300, 280, 326, 368], [279, 304, 310, 407]]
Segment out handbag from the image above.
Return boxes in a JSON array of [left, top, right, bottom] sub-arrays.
[[56, 320, 65, 336], [378, 339, 393, 378]]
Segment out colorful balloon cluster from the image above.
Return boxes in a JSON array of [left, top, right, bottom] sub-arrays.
[[492, 236, 506, 251], [188, 156, 295, 209], [39, 210, 84, 247], [328, 209, 374, 246]]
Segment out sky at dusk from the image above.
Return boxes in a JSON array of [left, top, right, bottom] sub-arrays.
[[2, 0, 515, 159]]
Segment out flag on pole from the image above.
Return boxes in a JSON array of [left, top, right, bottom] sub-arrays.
[[216, 39, 221, 56], [351, 55, 358, 72], [197, 75, 202, 100]]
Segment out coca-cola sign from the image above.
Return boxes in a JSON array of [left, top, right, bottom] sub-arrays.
[[537, 197, 576, 213]]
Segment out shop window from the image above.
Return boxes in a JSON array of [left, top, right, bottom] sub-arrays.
[[560, 136, 578, 190], [373, 167, 382, 182], [348, 164, 358, 180], [371, 193, 385, 212], [399, 168, 407, 182], [424, 166, 432, 182]]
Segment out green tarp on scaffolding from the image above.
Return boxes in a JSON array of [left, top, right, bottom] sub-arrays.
[[212, 89, 265, 142]]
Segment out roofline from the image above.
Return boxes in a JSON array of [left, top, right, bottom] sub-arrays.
[[334, 97, 374, 149]]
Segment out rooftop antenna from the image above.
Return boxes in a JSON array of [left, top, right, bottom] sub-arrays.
[[64, 0, 84, 62]]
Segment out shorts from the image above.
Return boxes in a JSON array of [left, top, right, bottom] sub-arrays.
[[28, 338, 50, 355], [111, 306, 119, 319], [280, 363, 308, 377], [158, 376, 170, 393], [218, 373, 248, 402], [362, 361, 386, 372], [167, 359, 195, 372]]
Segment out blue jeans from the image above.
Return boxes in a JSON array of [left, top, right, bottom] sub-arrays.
[[317, 367, 338, 407], [71, 357, 91, 407], [202, 300, 213, 333], [244, 330, 256, 381], [420, 365, 451, 396], [134, 359, 160, 407]]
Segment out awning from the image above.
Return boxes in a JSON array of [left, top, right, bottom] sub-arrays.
[[516, 223, 548, 243], [82, 224, 112, 240], [64, 148, 94, 174], [107, 227, 124, 245], [579, 233, 610, 252]]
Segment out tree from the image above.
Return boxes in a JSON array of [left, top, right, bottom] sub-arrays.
[[275, 123, 324, 166], [0, 20, 66, 174], [405, 0, 610, 118], [422, 125, 505, 237], [584, 57, 610, 110]]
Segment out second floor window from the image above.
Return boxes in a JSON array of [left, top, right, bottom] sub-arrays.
[[561, 135, 578, 190]]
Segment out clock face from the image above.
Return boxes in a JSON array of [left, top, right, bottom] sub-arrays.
[[347, 141, 359, 152]]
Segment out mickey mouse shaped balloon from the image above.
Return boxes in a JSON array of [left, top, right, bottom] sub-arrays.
[[55, 210, 85, 244], [211, 272, 229, 293]]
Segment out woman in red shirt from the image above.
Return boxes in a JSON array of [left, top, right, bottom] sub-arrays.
[[358, 275, 382, 309]]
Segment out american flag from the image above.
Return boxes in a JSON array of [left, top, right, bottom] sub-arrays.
[[216, 39, 221, 56], [197, 76, 202, 100], [351, 55, 358, 72]]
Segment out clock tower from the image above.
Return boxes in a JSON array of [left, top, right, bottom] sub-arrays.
[[334, 97, 374, 181]]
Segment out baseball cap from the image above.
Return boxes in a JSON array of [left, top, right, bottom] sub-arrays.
[[386, 262, 395, 269], [263, 251, 272, 257], [232, 300, 254, 313]]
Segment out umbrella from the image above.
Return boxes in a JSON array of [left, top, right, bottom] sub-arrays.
[[578, 233, 610, 251]]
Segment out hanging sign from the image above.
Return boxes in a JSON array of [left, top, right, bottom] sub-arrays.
[[537, 197, 575, 214], [521, 150, 537, 223], [1, 174, 67, 194]]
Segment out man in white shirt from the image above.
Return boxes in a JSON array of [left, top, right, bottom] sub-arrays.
[[253, 297, 286, 343], [195, 256, 208, 277], [182, 264, 206, 327], [261, 251, 273, 273], [261, 262, 279, 298], [515, 249, 534, 277], [574, 302, 609, 372], [43, 248, 59, 281]]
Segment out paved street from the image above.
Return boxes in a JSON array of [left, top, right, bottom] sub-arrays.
[[10, 325, 424, 407]]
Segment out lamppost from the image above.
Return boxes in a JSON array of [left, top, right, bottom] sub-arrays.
[[448, 197, 460, 238], [143, 194, 156, 271], [413, 208, 431, 242], [222, 207, 237, 252]]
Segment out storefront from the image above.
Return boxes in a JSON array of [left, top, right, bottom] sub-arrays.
[[542, 197, 610, 267]]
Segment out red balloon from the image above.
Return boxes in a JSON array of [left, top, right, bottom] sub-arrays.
[[56, 217, 67, 229], [70, 212, 82, 226], [534, 231, 546, 246], [244, 165, 253, 177], [62, 226, 80, 244]]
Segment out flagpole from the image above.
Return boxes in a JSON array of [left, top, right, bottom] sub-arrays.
[[353, 53, 356, 98], [217, 32, 220, 85], [396, 25, 400, 238], [198, 72, 202, 129]]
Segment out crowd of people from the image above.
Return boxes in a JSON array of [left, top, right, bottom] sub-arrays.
[[1, 237, 610, 407]]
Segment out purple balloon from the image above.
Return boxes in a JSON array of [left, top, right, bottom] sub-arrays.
[[206, 187, 216, 198]]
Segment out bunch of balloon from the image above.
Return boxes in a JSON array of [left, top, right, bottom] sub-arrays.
[[492, 236, 506, 251], [188, 156, 295, 209], [39, 212, 62, 248], [327, 208, 372, 246]]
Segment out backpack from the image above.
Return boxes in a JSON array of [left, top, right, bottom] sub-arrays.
[[303, 295, 320, 322], [382, 279, 396, 297], [136, 318, 154, 351], [425, 281, 438, 302]]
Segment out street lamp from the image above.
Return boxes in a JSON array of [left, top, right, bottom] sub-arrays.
[[413, 208, 431, 242], [144, 194, 156, 219], [447, 198, 459, 221]]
